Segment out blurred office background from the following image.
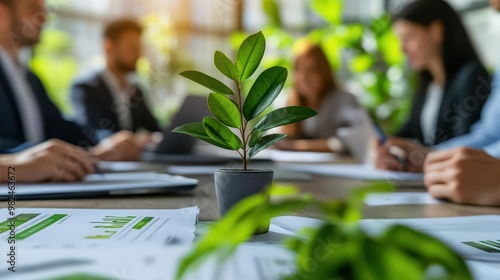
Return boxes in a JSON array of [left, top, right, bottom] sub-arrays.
[[31, 0, 500, 131]]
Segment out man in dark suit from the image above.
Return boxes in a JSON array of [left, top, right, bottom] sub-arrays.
[[0, 0, 142, 163], [70, 19, 161, 135]]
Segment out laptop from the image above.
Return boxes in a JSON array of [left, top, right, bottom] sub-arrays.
[[337, 112, 374, 163], [142, 95, 248, 164]]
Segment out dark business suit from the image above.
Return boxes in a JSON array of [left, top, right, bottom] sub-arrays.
[[70, 73, 161, 134], [397, 60, 492, 145], [0, 63, 97, 154]]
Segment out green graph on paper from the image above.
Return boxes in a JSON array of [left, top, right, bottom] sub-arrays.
[[463, 240, 500, 253]]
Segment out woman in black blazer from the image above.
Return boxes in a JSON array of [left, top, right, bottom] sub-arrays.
[[393, 0, 491, 146]]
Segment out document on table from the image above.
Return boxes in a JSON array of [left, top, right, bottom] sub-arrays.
[[266, 150, 343, 163], [360, 215, 500, 262], [364, 192, 442, 206], [0, 207, 199, 250], [272, 215, 500, 262], [98, 161, 168, 172], [278, 163, 424, 183], [467, 260, 500, 280], [0, 172, 198, 199], [0, 244, 296, 280]]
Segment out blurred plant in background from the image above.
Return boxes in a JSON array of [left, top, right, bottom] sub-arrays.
[[139, 15, 194, 127], [31, 29, 78, 115], [234, 0, 416, 133]]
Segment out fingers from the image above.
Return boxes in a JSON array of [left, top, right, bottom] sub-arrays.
[[92, 131, 142, 161], [371, 137, 406, 171], [425, 149, 457, 167], [43, 140, 94, 182], [427, 183, 453, 200]]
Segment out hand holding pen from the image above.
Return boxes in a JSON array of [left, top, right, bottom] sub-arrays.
[[369, 114, 429, 173], [371, 137, 430, 173]]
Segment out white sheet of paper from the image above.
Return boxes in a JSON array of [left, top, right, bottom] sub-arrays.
[[267, 150, 342, 163], [360, 215, 500, 262], [272, 215, 500, 263], [98, 161, 167, 172], [0, 172, 198, 197], [0, 244, 295, 280], [365, 192, 442, 206], [278, 163, 424, 183], [0, 207, 199, 250], [467, 260, 500, 280]]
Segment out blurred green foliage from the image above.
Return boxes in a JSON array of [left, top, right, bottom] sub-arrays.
[[31, 28, 78, 115], [236, 0, 417, 134], [176, 183, 472, 280]]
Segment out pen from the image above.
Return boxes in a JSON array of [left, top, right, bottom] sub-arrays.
[[368, 113, 408, 165]]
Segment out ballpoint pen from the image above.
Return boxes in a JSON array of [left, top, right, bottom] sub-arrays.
[[369, 112, 409, 165]]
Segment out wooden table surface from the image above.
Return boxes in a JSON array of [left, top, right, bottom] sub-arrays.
[[17, 161, 500, 222]]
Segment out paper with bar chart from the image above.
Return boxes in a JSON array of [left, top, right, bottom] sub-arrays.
[[360, 215, 500, 262], [0, 207, 198, 251]]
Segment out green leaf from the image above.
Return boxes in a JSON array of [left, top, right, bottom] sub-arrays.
[[253, 106, 317, 132], [262, 0, 281, 27], [310, 0, 343, 26], [249, 134, 286, 158], [180, 70, 234, 95], [243, 66, 287, 120], [249, 130, 263, 148], [203, 117, 243, 150], [350, 53, 374, 73], [236, 31, 266, 81], [208, 93, 241, 128], [214, 51, 236, 80], [383, 225, 473, 279], [172, 122, 233, 150]]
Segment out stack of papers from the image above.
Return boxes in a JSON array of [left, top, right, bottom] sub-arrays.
[[0, 207, 199, 249], [0, 172, 198, 199]]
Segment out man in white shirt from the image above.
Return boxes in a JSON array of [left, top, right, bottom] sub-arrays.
[[71, 19, 161, 135], [0, 0, 142, 164]]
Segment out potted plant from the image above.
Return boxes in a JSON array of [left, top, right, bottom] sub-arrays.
[[172, 31, 317, 222]]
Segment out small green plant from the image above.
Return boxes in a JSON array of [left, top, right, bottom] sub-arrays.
[[176, 184, 472, 280], [172, 31, 317, 170]]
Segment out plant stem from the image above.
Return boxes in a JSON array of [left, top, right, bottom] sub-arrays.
[[236, 81, 248, 170]]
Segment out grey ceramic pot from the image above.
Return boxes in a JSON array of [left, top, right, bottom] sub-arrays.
[[214, 169, 273, 232]]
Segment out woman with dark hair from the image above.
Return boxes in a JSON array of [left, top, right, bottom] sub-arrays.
[[372, 0, 492, 172], [277, 42, 367, 153], [392, 0, 491, 145]]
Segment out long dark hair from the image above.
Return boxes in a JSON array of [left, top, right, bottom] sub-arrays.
[[393, 0, 480, 87]]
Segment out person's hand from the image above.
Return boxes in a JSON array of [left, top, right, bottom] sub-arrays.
[[424, 148, 500, 206], [2, 139, 94, 183], [90, 131, 142, 162], [136, 132, 163, 150], [371, 137, 430, 173]]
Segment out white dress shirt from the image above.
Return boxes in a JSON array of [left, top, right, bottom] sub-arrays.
[[100, 69, 135, 131], [0, 47, 44, 143], [420, 82, 443, 146]]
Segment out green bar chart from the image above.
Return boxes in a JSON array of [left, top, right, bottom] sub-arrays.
[[463, 240, 500, 253]]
